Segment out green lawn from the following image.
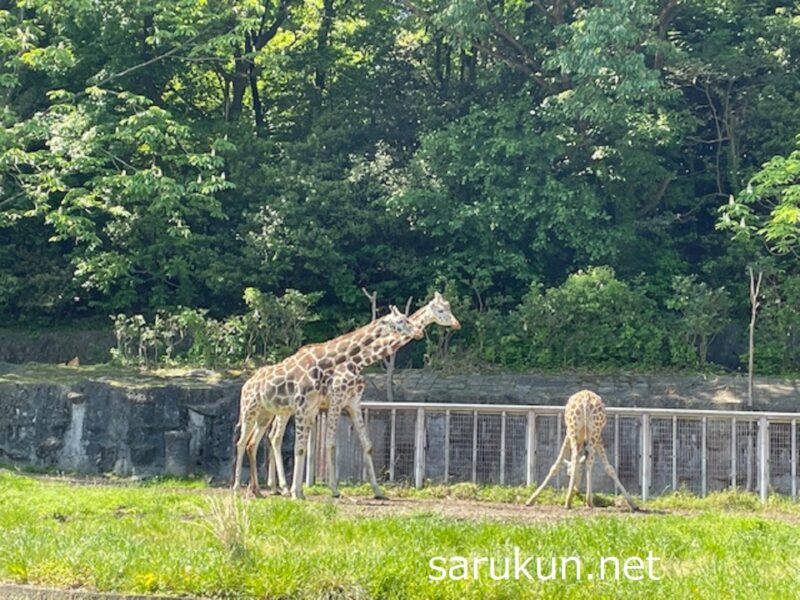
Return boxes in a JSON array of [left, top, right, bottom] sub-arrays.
[[0, 471, 798, 599]]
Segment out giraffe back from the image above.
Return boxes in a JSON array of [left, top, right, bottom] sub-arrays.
[[564, 390, 607, 448]]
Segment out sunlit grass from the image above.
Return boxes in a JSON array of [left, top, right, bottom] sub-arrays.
[[1, 471, 799, 598]]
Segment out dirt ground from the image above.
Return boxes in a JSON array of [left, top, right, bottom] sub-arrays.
[[306, 494, 642, 524], [11, 472, 800, 526]]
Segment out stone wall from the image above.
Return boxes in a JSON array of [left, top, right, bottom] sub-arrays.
[[365, 370, 800, 411], [1, 364, 798, 482], [0, 373, 241, 480]]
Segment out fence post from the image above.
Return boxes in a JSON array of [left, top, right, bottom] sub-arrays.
[[556, 416, 563, 488], [731, 417, 737, 490], [362, 408, 369, 482], [614, 415, 620, 494], [791, 419, 797, 502], [471, 410, 478, 484], [500, 411, 507, 486], [526, 410, 536, 486], [758, 416, 769, 504], [701, 417, 708, 497], [641, 413, 651, 502], [671, 416, 678, 492], [389, 409, 396, 482], [414, 407, 425, 489], [444, 409, 451, 484]]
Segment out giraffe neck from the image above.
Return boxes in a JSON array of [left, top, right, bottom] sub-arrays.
[[336, 307, 431, 376], [316, 316, 391, 366], [385, 306, 433, 353]]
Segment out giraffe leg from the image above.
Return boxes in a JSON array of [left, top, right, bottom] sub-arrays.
[[347, 395, 386, 499], [595, 445, 637, 511], [291, 410, 314, 500], [265, 423, 278, 495], [584, 448, 595, 508], [325, 400, 345, 498], [245, 423, 267, 498], [232, 414, 255, 493], [570, 457, 584, 496], [525, 437, 570, 506], [564, 439, 580, 509], [268, 415, 290, 495]]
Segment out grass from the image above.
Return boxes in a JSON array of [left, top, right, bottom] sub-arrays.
[[1, 471, 799, 598], [0, 362, 240, 387], [304, 480, 800, 514]]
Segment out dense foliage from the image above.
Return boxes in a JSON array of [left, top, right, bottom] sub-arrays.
[[2, 0, 800, 372]]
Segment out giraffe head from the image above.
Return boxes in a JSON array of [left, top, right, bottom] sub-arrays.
[[425, 292, 461, 329], [383, 305, 424, 339]]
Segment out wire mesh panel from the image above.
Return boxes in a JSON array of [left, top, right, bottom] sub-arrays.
[[676, 419, 702, 494], [735, 420, 758, 492], [448, 412, 475, 483], [505, 413, 528, 485], [334, 413, 362, 483], [617, 416, 641, 495], [650, 417, 674, 496], [769, 422, 793, 496], [583, 419, 616, 494], [533, 415, 563, 488], [476, 413, 502, 484], [706, 419, 732, 493], [424, 411, 447, 483], [366, 409, 391, 482], [392, 409, 417, 482]]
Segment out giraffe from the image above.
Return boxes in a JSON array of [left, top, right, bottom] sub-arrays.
[[232, 306, 423, 499], [525, 390, 638, 511], [265, 292, 461, 498]]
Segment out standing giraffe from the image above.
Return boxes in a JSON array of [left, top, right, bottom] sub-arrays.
[[525, 390, 637, 511], [232, 306, 423, 499], [266, 292, 461, 498]]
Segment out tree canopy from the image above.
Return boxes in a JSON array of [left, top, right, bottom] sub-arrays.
[[2, 0, 800, 373]]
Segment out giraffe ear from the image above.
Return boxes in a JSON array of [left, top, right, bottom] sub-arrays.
[[389, 305, 402, 317], [434, 291, 443, 301]]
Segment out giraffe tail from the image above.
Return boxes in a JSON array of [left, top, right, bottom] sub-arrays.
[[230, 420, 242, 485], [580, 442, 589, 463]]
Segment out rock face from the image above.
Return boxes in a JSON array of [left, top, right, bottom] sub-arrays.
[[1, 365, 798, 481], [0, 377, 241, 480]]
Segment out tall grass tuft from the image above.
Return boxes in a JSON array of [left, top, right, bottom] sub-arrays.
[[197, 493, 251, 560]]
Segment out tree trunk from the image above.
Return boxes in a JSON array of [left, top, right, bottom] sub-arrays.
[[745, 267, 762, 491], [314, 0, 335, 98]]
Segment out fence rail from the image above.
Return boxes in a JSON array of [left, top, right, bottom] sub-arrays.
[[305, 402, 800, 503]]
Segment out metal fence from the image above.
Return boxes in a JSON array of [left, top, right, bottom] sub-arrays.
[[305, 402, 800, 503]]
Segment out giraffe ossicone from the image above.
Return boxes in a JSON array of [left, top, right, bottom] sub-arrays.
[[525, 390, 638, 511]]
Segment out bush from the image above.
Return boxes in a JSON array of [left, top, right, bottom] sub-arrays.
[[666, 275, 731, 368], [110, 288, 320, 368], [514, 267, 668, 369]]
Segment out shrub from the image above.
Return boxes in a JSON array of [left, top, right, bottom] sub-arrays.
[[110, 288, 320, 367], [515, 266, 668, 369]]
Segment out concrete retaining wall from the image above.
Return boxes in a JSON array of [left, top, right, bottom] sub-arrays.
[[1, 364, 798, 481]]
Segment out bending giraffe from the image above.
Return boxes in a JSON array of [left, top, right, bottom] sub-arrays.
[[266, 292, 461, 498], [232, 306, 422, 499], [525, 390, 638, 511]]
